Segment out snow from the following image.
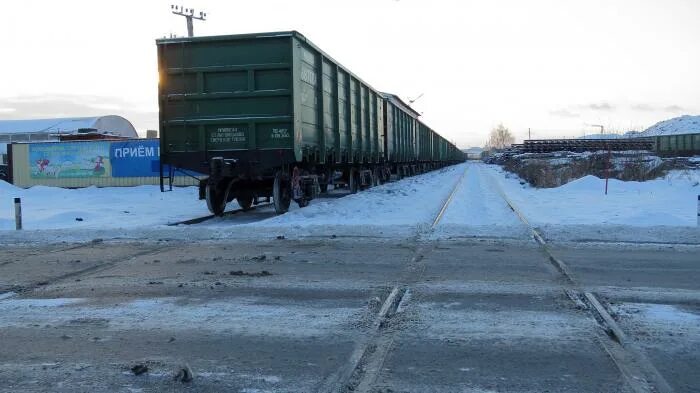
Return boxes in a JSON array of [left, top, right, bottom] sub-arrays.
[[0, 116, 138, 137], [433, 163, 529, 239], [642, 303, 700, 323], [2, 161, 699, 244], [0, 181, 212, 231], [415, 304, 595, 341], [488, 165, 700, 227], [638, 115, 700, 137], [0, 296, 358, 337], [247, 163, 466, 230], [613, 302, 700, 337]]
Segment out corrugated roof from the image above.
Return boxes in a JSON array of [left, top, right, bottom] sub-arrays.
[[0, 115, 138, 137]]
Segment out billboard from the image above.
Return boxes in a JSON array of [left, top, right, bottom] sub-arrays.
[[110, 140, 161, 177], [29, 142, 111, 179]]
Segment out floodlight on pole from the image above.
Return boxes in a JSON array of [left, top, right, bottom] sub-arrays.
[[171, 4, 206, 37]]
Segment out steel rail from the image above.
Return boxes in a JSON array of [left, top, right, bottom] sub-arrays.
[[318, 164, 469, 393], [482, 166, 674, 393], [167, 203, 274, 226]]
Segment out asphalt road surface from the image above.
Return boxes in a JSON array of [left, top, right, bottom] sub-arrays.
[[1, 237, 698, 392]]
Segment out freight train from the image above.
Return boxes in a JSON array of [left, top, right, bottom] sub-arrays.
[[157, 31, 465, 215]]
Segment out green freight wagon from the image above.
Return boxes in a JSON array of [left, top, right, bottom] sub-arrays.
[[157, 31, 463, 215], [652, 133, 700, 156]]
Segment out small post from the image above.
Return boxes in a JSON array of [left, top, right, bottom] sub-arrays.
[[14, 197, 22, 230], [605, 145, 611, 195], [697, 195, 699, 227]]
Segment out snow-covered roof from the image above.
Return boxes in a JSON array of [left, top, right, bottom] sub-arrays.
[[0, 115, 138, 137], [638, 115, 700, 137]]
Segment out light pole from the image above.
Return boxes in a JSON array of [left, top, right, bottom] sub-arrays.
[[171, 5, 206, 37], [408, 93, 424, 104]]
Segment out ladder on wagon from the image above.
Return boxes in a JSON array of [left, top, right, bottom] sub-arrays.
[[159, 162, 174, 192], [159, 162, 204, 193]]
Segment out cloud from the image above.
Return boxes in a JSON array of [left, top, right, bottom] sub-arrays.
[[549, 109, 580, 118], [631, 103, 685, 113], [586, 102, 615, 111], [0, 95, 157, 132], [664, 104, 684, 112], [631, 103, 655, 112]]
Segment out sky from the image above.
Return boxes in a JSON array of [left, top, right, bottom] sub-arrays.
[[1, 0, 699, 147]]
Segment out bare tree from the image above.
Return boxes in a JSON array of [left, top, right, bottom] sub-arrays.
[[485, 124, 515, 150]]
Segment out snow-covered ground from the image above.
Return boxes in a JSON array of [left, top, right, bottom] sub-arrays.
[[638, 115, 700, 137], [483, 163, 700, 243], [244, 164, 466, 231], [573, 115, 700, 138], [433, 163, 529, 239], [0, 181, 213, 231], [488, 165, 700, 227], [1, 161, 699, 244]]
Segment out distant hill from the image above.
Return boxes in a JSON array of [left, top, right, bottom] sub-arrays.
[[576, 115, 700, 140], [637, 115, 700, 137]]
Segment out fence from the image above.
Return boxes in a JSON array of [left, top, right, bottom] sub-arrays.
[[8, 139, 202, 188]]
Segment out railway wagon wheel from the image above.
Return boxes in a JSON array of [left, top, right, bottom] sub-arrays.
[[236, 195, 254, 210], [349, 168, 359, 194], [373, 168, 382, 186], [273, 171, 292, 214], [319, 168, 331, 193], [205, 182, 227, 216]]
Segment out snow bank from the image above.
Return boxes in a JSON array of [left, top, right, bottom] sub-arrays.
[[0, 182, 212, 231], [484, 164, 700, 243], [639, 115, 700, 137], [489, 165, 700, 227]]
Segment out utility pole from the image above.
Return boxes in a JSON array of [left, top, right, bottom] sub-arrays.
[[528, 128, 531, 140], [171, 5, 207, 37]]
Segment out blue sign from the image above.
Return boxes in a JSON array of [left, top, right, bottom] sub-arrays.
[[110, 140, 161, 177]]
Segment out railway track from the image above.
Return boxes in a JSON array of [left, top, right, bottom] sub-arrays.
[[321, 163, 673, 393], [167, 202, 274, 226], [167, 188, 354, 226], [482, 167, 673, 393], [318, 165, 470, 393]]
